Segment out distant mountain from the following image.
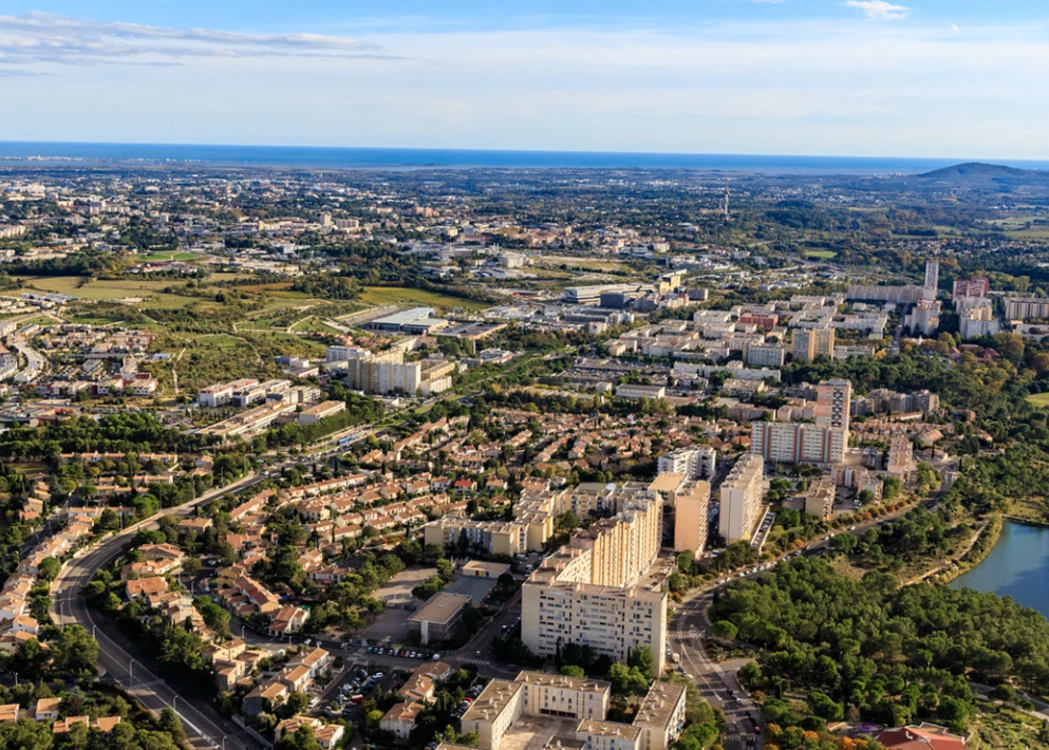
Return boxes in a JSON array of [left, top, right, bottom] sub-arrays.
[[915, 162, 1049, 187]]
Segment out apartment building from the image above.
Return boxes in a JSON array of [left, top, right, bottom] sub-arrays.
[[815, 379, 852, 430], [953, 277, 989, 300], [792, 327, 835, 363], [522, 485, 667, 675], [657, 446, 716, 480], [671, 479, 711, 559], [457, 674, 681, 750], [718, 454, 764, 544], [904, 299, 941, 337], [1004, 297, 1049, 321], [750, 422, 847, 465], [744, 342, 785, 368]]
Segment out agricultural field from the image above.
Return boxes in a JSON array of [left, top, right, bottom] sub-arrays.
[[358, 285, 489, 312]]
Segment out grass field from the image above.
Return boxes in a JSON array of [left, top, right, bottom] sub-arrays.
[[359, 286, 489, 312], [16, 276, 200, 309], [802, 250, 838, 259], [139, 251, 198, 262], [1026, 393, 1049, 408]]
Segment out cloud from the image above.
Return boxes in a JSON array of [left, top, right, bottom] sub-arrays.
[[0, 11, 391, 69], [951, 24, 961, 32], [842, 1, 909, 21]]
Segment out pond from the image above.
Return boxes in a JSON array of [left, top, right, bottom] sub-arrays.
[[950, 521, 1049, 620]]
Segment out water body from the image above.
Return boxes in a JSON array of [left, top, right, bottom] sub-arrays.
[[2, 141, 1049, 174], [950, 522, 1049, 620]]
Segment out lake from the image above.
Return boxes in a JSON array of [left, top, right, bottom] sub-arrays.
[[950, 521, 1049, 619]]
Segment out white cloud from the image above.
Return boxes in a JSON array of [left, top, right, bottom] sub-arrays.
[[951, 24, 961, 32], [0, 11, 388, 68], [842, 1, 910, 21]]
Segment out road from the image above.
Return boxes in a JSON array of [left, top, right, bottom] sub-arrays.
[[52, 471, 266, 750]]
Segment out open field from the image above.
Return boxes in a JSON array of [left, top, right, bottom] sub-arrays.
[[1026, 393, 1049, 408], [139, 251, 199, 262], [802, 250, 838, 259], [15, 276, 200, 309], [358, 285, 489, 312]]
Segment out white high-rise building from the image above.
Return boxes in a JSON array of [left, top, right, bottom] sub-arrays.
[[924, 260, 940, 291], [656, 446, 716, 479], [719, 454, 764, 544]]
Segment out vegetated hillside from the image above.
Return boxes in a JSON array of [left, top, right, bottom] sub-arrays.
[[916, 162, 1049, 187]]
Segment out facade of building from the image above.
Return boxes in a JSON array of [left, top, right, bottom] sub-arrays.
[[792, 327, 835, 363], [672, 480, 711, 558], [744, 343, 785, 368], [816, 379, 852, 430], [1004, 297, 1049, 321], [718, 454, 764, 544], [750, 422, 847, 465], [953, 277, 989, 300]]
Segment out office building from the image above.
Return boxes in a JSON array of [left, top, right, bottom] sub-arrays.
[[408, 593, 472, 645], [718, 454, 764, 544], [522, 485, 668, 675], [792, 327, 835, 363], [656, 446, 716, 480]]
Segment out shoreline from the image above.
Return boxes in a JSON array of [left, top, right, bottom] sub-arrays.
[[931, 514, 1004, 587]]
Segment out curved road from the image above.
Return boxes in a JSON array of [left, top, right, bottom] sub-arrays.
[[52, 472, 266, 750]]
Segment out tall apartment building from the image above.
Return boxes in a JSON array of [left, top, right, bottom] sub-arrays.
[[673, 480, 711, 559], [924, 260, 940, 291], [656, 446, 716, 480], [522, 485, 668, 675], [1004, 297, 1049, 322], [815, 379, 852, 430], [342, 346, 453, 396], [953, 277, 989, 300], [718, 454, 764, 544], [792, 327, 835, 363], [904, 299, 941, 336], [958, 297, 999, 339]]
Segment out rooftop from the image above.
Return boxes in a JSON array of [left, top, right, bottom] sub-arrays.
[[408, 592, 472, 625], [461, 679, 523, 723], [632, 681, 687, 730]]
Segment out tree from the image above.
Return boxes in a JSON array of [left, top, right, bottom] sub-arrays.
[[628, 645, 655, 680], [37, 557, 60, 582], [829, 533, 858, 553], [560, 665, 586, 678], [159, 707, 187, 744], [712, 620, 738, 641], [54, 625, 99, 675]]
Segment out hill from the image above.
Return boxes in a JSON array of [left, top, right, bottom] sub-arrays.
[[916, 162, 1049, 187]]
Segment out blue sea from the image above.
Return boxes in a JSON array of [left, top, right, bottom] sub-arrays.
[[1, 141, 1048, 175]]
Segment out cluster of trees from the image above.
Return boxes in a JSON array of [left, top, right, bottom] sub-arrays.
[[0, 680, 189, 750], [713, 557, 1049, 733], [836, 506, 970, 569], [0, 413, 215, 459]]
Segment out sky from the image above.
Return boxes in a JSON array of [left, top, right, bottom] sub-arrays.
[[0, 1, 1048, 158]]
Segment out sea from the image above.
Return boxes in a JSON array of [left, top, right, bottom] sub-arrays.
[[2, 141, 1049, 175]]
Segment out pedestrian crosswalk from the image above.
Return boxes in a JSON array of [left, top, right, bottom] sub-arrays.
[[460, 656, 490, 667]]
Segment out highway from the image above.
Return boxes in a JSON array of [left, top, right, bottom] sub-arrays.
[[51, 471, 266, 750]]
